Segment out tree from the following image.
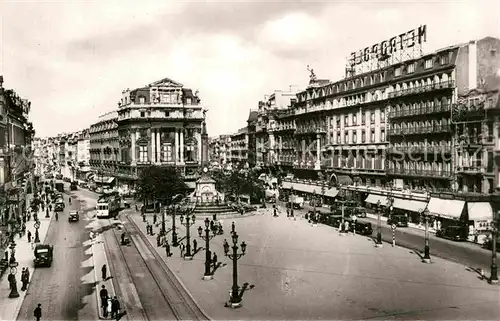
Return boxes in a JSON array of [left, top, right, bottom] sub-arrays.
[[136, 166, 188, 206]]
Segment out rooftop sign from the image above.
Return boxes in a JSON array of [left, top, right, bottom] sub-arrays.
[[349, 25, 427, 67]]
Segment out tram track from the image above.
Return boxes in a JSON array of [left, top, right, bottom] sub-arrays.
[[110, 215, 209, 321]]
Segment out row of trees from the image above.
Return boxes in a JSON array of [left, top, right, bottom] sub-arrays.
[[212, 169, 265, 203]]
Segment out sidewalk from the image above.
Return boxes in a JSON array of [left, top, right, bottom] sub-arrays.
[[129, 209, 500, 320], [0, 195, 53, 321]]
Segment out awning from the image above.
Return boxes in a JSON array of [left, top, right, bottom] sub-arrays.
[[467, 202, 493, 221], [337, 175, 353, 186], [325, 188, 339, 198], [392, 198, 428, 213], [365, 194, 388, 205], [94, 176, 115, 184], [427, 197, 465, 220]]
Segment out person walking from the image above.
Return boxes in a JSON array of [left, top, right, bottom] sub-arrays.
[[34, 303, 42, 321], [111, 296, 121, 319], [101, 264, 107, 280], [157, 234, 161, 247], [27, 230, 32, 243], [231, 221, 235, 234], [212, 252, 218, 270], [153, 213, 157, 225], [99, 285, 109, 317], [165, 241, 172, 257], [180, 242, 185, 258], [193, 239, 198, 252]]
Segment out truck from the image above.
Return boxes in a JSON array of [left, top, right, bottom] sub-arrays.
[[34, 244, 54, 267], [96, 192, 121, 218], [55, 182, 64, 192]]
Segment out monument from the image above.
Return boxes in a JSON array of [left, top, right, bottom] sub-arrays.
[[193, 167, 221, 204]]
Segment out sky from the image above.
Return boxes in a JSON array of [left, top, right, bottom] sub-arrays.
[[1, 0, 499, 138]]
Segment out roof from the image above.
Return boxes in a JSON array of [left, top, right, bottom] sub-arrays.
[[197, 174, 216, 184], [147, 77, 183, 88], [247, 110, 258, 122]]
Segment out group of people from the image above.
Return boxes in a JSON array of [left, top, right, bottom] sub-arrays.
[[100, 285, 123, 319]]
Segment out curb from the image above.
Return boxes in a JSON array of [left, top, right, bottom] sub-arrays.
[[13, 207, 54, 320], [127, 214, 213, 321]]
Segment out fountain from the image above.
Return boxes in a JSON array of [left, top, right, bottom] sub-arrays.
[[188, 167, 237, 216]]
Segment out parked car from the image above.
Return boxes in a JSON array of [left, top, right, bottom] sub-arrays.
[[68, 211, 79, 222], [353, 221, 373, 235], [436, 225, 468, 241], [34, 244, 53, 267], [387, 214, 409, 227]]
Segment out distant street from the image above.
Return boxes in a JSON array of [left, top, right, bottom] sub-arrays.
[[296, 203, 493, 271], [17, 188, 97, 321]]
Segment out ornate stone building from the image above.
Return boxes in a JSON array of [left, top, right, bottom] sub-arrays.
[[114, 77, 207, 189]]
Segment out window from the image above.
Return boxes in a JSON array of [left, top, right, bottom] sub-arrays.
[[353, 114, 357, 125], [186, 98, 192, 105], [381, 129, 385, 142], [362, 130, 366, 143], [407, 63, 416, 74], [380, 110, 385, 123], [395, 67, 402, 76], [164, 111, 170, 117], [140, 111, 145, 117], [344, 115, 349, 126], [371, 129, 375, 142], [353, 131, 357, 143], [336, 117, 340, 128], [370, 112, 375, 124], [139, 146, 148, 162], [186, 145, 195, 161], [138, 96, 146, 104], [361, 112, 366, 125], [162, 144, 172, 162], [440, 55, 449, 65], [337, 132, 341, 144], [425, 59, 433, 69], [344, 131, 348, 144]]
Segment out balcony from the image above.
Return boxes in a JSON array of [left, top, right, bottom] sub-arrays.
[[456, 166, 485, 175], [269, 124, 296, 132], [388, 80, 455, 99], [386, 145, 452, 155], [293, 162, 317, 170], [389, 104, 451, 119], [451, 104, 487, 123], [387, 168, 452, 178], [388, 124, 451, 136], [295, 125, 327, 135]]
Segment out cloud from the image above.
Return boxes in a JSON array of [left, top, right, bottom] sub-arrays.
[[1, 0, 499, 138]]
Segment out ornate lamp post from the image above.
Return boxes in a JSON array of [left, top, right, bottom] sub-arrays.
[[289, 186, 294, 217], [45, 206, 49, 218], [223, 231, 247, 308], [490, 219, 498, 284], [180, 212, 196, 260], [170, 205, 179, 247], [198, 217, 217, 280], [7, 219, 18, 264], [420, 207, 431, 263], [376, 200, 383, 247], [312, 189, 316, 224]]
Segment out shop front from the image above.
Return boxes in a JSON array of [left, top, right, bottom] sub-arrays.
[[466, 201, 494, 244], [391, 197, 428, 224], [426, 196, 466, 231]]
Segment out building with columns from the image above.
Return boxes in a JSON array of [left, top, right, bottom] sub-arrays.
[[114, 77, 207, 189]]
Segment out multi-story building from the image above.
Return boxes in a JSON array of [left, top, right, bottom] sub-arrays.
[[230, 127, 249, 168], [209, 135, 231, 169], [89, 111, 119, 186], [76, 129, 91, 180], [113, 77, 207, 190]]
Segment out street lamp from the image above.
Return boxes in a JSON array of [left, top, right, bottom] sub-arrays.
[[34, 220, 41, 243], [312, 189, 316, 224], [289, 186, 294, 217], [180, 212, 196, 260], [198, 217, 217, 280], [45, 206, 49, 218], [490, 220, 498, 284], [223, 231, 247, 308], [376, 200, 383, 247], [421, 208, 431, 263]]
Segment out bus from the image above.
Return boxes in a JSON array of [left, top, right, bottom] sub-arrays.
[[96, 192, 121, 218]]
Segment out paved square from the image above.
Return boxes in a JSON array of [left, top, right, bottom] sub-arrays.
[[134, 209, 500, 320]]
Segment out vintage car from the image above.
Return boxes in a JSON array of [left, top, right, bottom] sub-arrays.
[[436, 225, 468, 242], [387, 214, 409, 227], [68, 211, 79, 222], [34, 244, 54, 267], [55, 201, 65, 212], [353, 221, 373, 235]]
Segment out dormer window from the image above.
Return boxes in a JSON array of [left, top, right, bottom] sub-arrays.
[[395, 67, 402, 76], [138, 96, 146, 104], [440, 54, 449, 65], [186, 98, 192, 105]]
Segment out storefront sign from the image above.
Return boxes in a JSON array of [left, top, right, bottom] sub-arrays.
[[349, 25, 427, 66]]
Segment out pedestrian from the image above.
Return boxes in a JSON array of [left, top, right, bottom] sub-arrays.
[[273, 205, 278, 217], [111, 296, 120, 319], [121, 232, 126, 244], [231, 221, 235, 234], [180, 243, 185, 257], [153, 213, 157, 225], [165, 241, 171, 257], [286, 208, 290, 217], [7, 272, 14, 290], [135, 204, 138, 211], [223, 239, 229, 250], [157, 234, 161, 247], [21, 268, 28, 291], [99, 285, 109, 317], [212, 252, 218, 270], [213, 214, 217, 221], [27, 230, 32, 243], [34, 303, 42, 321], [101, 264, 107, 280], [193, 239, 197, 252], [210, 220, 215, 233]]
